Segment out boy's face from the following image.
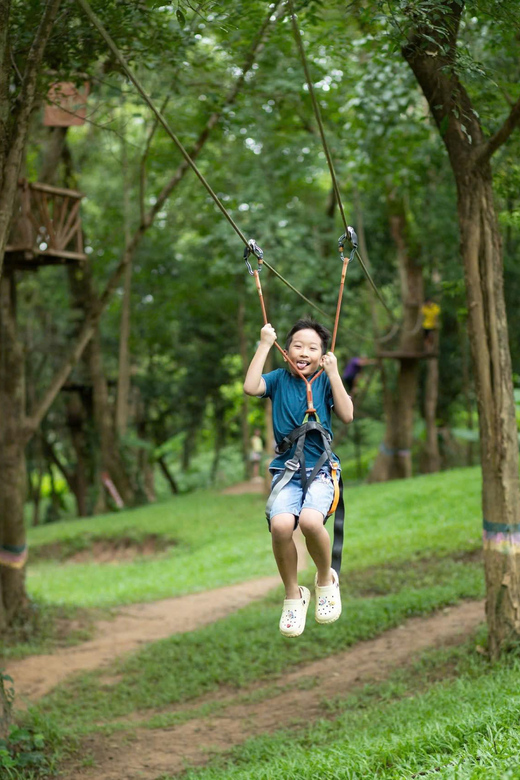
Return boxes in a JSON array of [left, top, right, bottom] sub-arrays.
[[286, 328, 323, 377]]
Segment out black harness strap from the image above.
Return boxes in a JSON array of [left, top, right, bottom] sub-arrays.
[[331, 474, 345, 574]]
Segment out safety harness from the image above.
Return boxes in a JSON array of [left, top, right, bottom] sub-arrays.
[[245, 228, 357, 575], [266, 414, 345, 573]]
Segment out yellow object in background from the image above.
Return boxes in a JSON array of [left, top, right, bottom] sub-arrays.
[[422, 301, 440, 329]]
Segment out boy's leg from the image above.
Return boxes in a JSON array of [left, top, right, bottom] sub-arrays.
[[270, 513, 300, 599], [298, 508, 333, 586], [300, 507, 341, 624]]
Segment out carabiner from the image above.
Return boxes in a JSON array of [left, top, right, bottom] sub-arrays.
[[338, 226, 358, 262], [244, 238, 264, 275]]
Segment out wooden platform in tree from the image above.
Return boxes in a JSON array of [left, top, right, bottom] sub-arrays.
[[5, 180, 88, 269], [376, 351, 439, 360]]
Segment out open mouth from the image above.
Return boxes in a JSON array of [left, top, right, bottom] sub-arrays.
[[296, 361, 310, 371]]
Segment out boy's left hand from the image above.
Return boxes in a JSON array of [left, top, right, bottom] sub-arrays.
[[321, 351, 338, 376]]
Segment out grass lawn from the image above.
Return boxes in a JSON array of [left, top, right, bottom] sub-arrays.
[[25, 466, 483, 608], [4, 466, 498, 778], [180, 642, 520, 780]]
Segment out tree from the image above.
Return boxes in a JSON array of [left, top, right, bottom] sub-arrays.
[[0, 0, 209, 627], [392, 0, 520, 657]]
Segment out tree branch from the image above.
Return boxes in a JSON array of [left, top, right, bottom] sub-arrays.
[[127, 0, 283, 257], [474, 94, 520, 165]]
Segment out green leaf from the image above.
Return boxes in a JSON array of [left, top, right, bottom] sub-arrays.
[[176, 9, 186, 28]]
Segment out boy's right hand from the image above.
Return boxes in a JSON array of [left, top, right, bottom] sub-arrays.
[[260, 323, 277, 346]]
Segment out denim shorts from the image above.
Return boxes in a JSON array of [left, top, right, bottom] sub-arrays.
[[267, 467, 335, 528]]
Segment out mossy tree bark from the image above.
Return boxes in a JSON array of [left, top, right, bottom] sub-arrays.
[[0, 274, 27, 630], [423, 340, 440, 473]]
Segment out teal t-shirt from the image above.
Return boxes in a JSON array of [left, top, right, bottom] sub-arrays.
[[262, 368, 339, 470]]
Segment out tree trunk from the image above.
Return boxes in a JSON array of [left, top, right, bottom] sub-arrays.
[[459, 171, 520, 657], [0, 0, 64, 628], [64, 267, 104, 512], [0, 273, 27, 630], [401, 1, 520, 656], [370, 198, 423, 481], [370, 357, 419, 481], [64, 392, 90, 516], [423, 344, 440, 473], [460, 323, 475, 467], [210, 393, 226, 486], [134, 390, 155, 503], [89, 328, 135, 506]]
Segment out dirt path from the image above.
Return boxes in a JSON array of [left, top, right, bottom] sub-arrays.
[[221, 476, 266, 495], [66, 599, 484, 779], [6, 530, 308, 703], [6, 536, 485, 779]]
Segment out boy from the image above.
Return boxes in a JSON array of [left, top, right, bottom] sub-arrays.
[[244, 318, 353, 637]]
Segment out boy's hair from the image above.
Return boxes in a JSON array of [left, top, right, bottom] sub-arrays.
[[285, 318, 331, 354]]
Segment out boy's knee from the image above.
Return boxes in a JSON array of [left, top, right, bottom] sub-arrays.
[[270, 513, 296, 540], [299, 509, 325, 536]]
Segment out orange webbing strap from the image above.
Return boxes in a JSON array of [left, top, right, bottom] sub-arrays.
[[330, 254, 350, 353], [327, 461, 340, 517]]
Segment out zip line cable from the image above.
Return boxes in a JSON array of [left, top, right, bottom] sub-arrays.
[[75, 0, 329, 321], [287, 0, 397, 327]]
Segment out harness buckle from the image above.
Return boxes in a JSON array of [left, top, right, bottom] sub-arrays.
[[284, 458, 300, 472]]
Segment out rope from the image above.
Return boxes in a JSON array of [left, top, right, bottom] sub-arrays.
[[287, 0, 397, 325], [76, 0, 328, 320]]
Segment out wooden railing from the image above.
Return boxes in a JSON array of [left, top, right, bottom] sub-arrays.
[[6, 179, 87, 266]]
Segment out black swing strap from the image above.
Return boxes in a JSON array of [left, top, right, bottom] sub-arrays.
[[331, 474, 345, 574]]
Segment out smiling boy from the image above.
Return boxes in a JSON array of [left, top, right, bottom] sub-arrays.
[[243, 318, 353, 637]]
